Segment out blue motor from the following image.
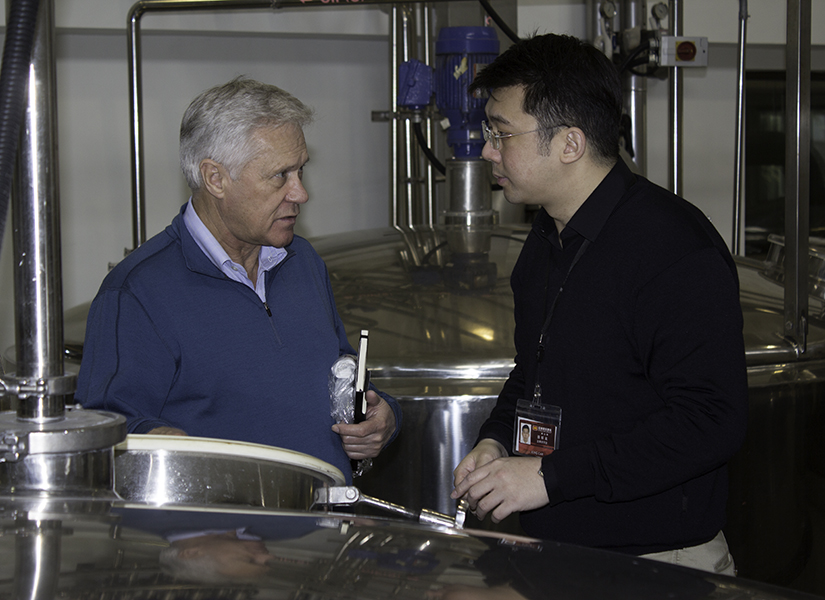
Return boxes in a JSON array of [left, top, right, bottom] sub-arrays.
[[434, 26, 499, 159], [397, 26, 501, 291], [398, 26, 499, 159]]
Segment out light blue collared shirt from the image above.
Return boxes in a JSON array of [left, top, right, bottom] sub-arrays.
[[183, 199, 287, 303]]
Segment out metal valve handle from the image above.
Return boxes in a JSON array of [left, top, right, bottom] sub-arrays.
[[314, 485, 467, 529]]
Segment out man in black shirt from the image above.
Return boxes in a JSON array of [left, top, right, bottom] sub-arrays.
[[451, 33, 748, 575]]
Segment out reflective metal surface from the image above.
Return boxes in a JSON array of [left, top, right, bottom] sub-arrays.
[[54, 224, 825, 593], [763, 234, 825, 314], [0, 0, 128, 516], [312, 225, 528, 377], [10, 0, 68, 419], [0, 447, 117, 500], [0, 406, 125, 498], [0, 498, 821, 600], [114, 435, 344, 510]]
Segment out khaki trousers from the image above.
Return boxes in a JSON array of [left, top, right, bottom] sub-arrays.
[[639, 531, 736, 576]]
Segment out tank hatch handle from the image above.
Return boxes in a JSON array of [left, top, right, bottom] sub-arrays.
[[313, 486, 465, 529]]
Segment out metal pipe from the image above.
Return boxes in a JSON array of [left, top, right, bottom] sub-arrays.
[[400, 5, 417, 228], [127, 0, 453, 248], [422, 3, 436, 227], [622, 0, 646, 176], [783, 0, 811, 352], [731, 0, 748, 255], [585, 0, 596, 45], [0, 0, 40, 255], [390, 4, 401, 228], [11, 0, 66, 420], [667, 0, 682, 196]]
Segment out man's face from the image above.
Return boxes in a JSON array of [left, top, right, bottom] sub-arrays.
[[213, 123, 309, 252], [176, 531, 273, 580], [481, 86, 561, 210]]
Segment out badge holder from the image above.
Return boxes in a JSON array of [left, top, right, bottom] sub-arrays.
[[513, 385, 561, 457]]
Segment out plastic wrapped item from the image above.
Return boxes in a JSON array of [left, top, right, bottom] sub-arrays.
[[329, 354, 357, 424], [329, 354, 372, 477]]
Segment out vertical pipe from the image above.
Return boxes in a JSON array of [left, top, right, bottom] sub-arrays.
[[667, 0, 683, 196], [784, 0, 811, 352], [422, 2, 435, 227], [622, 0, 647, 176], [400, 5, 420, 228], [390, 5, 401, 228], [731, 0, 748, 255], [127, 6, 147, 249], [11, 0, 65, 420], [585, 0, 597, 44], [0, 0, 40, 256]]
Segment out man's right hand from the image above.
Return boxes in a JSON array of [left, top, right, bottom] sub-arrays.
[[452, 438, 508, 492], [147, 426, 188, 436]]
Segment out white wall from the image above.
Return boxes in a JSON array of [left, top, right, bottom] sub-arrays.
[[1, 0, 824, 360]]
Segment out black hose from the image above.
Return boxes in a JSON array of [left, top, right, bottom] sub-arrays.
[[478, 0, 520, 44], [618, 40, 651, 74], [413, 121, 446, 176], [0, 0, 41, 255]]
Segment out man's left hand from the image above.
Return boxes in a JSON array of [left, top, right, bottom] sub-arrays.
[[452, 455, 549, 523], [332, 390, 396, 460]]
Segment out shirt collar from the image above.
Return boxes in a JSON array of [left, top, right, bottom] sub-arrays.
[[566, 158, 636, 242], [534, 158, 636, 247], [183, 198, 287, 273]]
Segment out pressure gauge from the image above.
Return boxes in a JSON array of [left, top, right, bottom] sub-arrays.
[[652, 3, 669, 20], [600, 1, 616, 19]]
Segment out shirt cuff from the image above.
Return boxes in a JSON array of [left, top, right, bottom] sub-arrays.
[[541, 457, 565, 506]]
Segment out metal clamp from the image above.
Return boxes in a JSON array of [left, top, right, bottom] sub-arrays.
[[0, 431, 28, 462], [0, 373, 77, 399]]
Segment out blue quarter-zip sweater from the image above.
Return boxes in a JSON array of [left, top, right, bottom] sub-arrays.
[[76, 204, 401, 482]]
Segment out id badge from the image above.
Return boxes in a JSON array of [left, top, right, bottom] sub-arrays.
[[513, 399, 561, 456]]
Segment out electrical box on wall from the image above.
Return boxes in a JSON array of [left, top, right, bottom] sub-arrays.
[[659, 36, 708, 67]]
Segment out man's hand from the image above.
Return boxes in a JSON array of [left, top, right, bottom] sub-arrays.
[[452, 452, 549, 524], [332, 390, 396, 460], [147, 426, 188, 436], [452, 438, 508, 490]]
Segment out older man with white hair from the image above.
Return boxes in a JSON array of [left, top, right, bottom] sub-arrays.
[[76, 77, 401, 482]]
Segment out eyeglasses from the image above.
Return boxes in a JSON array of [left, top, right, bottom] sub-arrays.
[[481, 120, 540, 150]]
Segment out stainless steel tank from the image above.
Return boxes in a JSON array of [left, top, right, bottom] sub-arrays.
[[2, 496, 821, 600], [114, 434, 345, 509], [9, 221, 825, 597], [35, 220, 825, 594]]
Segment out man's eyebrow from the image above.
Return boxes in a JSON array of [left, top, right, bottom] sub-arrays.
[[488, 113, 511, 127], [275, 156, 310, 173]]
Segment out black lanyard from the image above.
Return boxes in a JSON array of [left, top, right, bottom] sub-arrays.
[[532, 238, 590, 403]]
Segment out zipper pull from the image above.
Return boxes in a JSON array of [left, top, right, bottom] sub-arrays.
[[263, 301, 272, 317]]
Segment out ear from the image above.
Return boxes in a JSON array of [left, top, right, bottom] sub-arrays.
[[199, 159, 228, 198], [559, 127, 587, 165]]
